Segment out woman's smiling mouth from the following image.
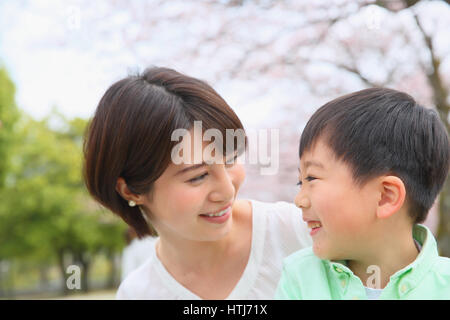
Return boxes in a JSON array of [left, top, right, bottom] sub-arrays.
[[199, 204, 232, 224]]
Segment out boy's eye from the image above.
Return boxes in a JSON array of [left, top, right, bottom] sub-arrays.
[[296, 176, 316, 186], [188, 173, 208, 183]]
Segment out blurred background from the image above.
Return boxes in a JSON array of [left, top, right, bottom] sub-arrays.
[[0, 0, 449, 299]]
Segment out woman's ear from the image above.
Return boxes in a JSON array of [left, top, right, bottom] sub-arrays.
[[376, 176, 406, 219], [116, 177, 140, 204]]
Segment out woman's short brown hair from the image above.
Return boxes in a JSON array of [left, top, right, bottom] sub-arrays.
[[83, 67, 246, 238]]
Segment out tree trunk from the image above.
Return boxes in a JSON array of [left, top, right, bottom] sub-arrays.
[[38, 264, 50, 291], [106, 251, 119, 289], [7, 260, 14, 299], [57, 249, 70, 296], [78, 252, 91, 293], [408, 7, 450, 259], [438, 178, 450, 257], [0, 259, 4, 297]]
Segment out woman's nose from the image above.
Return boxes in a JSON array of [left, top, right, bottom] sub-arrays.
[[209, 165, 235, 203]]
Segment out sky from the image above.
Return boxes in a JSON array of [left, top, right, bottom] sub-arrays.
[[1, 0, 448, 125], [0, 1, 288, 125], [0, 0, 338, 129], [0, 1, 115, 120]]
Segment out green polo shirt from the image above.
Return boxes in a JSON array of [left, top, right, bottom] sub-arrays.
[[275, 224, 450, 299]]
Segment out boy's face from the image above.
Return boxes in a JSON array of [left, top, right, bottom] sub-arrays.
[[295, 137, 380, 261]]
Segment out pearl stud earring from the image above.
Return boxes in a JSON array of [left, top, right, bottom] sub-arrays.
[[128, 200, 136, 207]]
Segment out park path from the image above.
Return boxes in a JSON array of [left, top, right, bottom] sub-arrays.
[[49, 290, 116, 300]]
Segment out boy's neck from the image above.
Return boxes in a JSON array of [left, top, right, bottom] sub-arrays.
[[346, 224, 420, 289]]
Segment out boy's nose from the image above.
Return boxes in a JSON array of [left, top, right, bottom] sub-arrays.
[[294, 192, 311, 209]]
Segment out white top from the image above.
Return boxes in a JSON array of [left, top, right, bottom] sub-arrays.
[[116, 199, 312, 300], [121, 237, 158, 281]]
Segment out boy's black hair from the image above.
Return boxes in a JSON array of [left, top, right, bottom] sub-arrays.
[[299, 88, 450, 224]]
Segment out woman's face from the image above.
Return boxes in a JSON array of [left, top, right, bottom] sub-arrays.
[[140, 131, 246, 243]]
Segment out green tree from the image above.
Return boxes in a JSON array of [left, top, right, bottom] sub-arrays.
[[0, 110, 126, 295], [0, 66, 20, 296], [0, 66, 20, 188]]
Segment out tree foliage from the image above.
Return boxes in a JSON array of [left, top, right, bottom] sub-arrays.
[[0, 66, 20, 188], [0, 80, 126, 292]]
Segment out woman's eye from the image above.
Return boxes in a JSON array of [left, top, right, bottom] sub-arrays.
[[225, 154, 238, 167], [188, 173, 208, 183]]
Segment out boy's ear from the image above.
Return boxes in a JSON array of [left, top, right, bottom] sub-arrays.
[[376, 176, 406, 219]]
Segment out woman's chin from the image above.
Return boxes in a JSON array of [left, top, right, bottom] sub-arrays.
[[197, 217, 234, 242]]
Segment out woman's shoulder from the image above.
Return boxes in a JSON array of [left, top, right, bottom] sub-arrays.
[[234, 198, 301, 218], [117, 251, 177, 300], [116, 257, 154, 299], [247, 199, 312, 249], [249, 199, 301, 219]]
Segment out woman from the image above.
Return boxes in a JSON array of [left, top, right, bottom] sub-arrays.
[[83, 67, 311, 299]]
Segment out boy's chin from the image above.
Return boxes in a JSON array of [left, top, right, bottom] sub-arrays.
[[312, 244, 340, 261]]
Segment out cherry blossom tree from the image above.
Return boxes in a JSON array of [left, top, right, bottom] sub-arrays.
[[6, 0, 449, 255]]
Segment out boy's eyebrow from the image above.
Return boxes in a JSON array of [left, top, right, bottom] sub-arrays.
[[175, 163, 207, 176], [298, 160, 325, 174], [305, 160, 325, 169]]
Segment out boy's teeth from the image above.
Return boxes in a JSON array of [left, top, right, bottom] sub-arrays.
[[309, 222, 322, 229]]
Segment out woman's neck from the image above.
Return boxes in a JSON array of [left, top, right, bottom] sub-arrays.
[[156, 200, 252, 275], [154, 201, 253, 299], [157, 231, 234, 273]]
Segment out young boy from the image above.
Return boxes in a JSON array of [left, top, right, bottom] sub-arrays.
[[275, 88, 450, 299]]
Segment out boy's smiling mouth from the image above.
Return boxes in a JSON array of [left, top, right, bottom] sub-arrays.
[[307, 221, 322, 236]]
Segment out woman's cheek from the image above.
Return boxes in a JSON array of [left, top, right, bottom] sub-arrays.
[[166, 183, 203, 212], [231, 164, 245, 190]]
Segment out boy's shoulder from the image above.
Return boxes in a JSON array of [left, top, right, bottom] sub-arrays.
[[434, 255, 450, 277], [279, 247, 336, 299], [407, 255, 450, 299]]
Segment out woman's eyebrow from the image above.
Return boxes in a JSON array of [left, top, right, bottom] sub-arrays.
[[175, 163, 207, 176]]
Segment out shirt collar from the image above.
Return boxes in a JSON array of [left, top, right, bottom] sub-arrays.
[[388, 224, 438, 284], [325, 224, 438, 293]]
